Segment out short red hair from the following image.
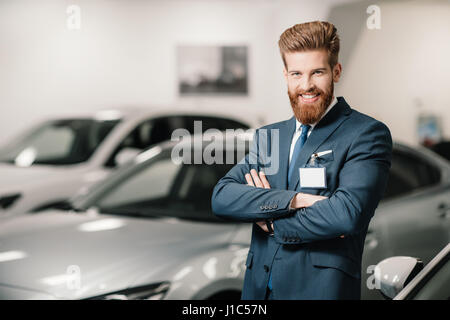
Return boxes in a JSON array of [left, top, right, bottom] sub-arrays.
[[278, 21, 340, 69]]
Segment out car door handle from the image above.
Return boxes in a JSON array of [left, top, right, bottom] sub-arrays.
[[439, 210, 450, 219], [438, 203, 450, 219], [364, 229, 378, 249]]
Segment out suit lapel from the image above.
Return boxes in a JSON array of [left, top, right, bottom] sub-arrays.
[[273, 116, 296, 190], [288, 97, 352, 190]]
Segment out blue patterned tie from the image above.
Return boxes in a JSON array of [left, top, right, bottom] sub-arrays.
[[288, 124, 311, 185], [267, 124, 310, 292]]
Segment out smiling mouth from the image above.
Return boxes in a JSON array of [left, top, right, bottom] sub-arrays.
[[299, 93, 320, 103]]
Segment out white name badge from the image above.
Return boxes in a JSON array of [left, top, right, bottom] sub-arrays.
[[299, 167, 327, 189]]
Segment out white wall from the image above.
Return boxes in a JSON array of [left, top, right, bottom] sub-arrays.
[[0, 0, 348, 144], [333, 0, 450, 145], [1, 0, 448, 147]]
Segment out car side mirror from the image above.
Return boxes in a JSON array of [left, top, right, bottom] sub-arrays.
[[114, 147, 141, 167], [374, 256, 424, 299]]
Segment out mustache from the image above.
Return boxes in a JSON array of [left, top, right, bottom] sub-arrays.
[[294, 88, 323, 96]]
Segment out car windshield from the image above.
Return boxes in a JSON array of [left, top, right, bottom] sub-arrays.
[[0, 118, 120, 165], [93, 150, 238, 222]]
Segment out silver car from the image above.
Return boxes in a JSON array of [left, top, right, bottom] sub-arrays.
[[0, 136, 448, 299], [0, 135, 253, 299], [0, 109, 250, 218]]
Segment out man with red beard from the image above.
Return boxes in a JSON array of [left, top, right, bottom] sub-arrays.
[[212, 21, 392, 300]]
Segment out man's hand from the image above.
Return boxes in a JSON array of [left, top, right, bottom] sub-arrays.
[[245, 169, 270, 189], [290, 192, 328, 209], [290, 193, 345, 238], [245, 169, 343, 238], [255, 221, 271, 233], [245, 169, 273, 233]]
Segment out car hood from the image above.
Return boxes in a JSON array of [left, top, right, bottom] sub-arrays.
[[0, 210, 235, 299], [0, 163, 83, 194]]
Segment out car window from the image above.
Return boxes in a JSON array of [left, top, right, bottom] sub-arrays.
[[171, 163, 233, 215], [97, 151, 235, 222], [429, 141, 450, 162], [106, 116, 248, 167], [219, 118, 250, 130], [183, 116, 249, 133], [383, 150, 441, 200], [149, 116, 185, 145], [412, 256, 450, 300], [0, 119, 120, 166], [105, 116, 193, 167], [98, 158, 181, 209]]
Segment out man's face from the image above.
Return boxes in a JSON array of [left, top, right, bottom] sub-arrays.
[[283, 49, 341, 124]]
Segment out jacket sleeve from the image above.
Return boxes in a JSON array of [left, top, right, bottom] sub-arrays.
[[211, 129, 298, 222], [273, 121, 393, 244]]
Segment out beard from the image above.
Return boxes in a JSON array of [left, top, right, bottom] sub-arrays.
[[288, 81, 334, 125]]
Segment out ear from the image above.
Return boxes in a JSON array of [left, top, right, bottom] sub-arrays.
[[332, 63, 342, 82], [283, 67, 288, 81]]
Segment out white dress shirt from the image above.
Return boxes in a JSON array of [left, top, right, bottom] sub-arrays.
[[289, 96, 338, 164]]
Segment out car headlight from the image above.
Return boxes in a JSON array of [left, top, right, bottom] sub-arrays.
[[0, 193, 21, 209], [89, 282, 170, 300]]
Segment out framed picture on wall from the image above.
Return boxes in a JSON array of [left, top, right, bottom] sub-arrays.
[[417, 113, 442, 147], [177, 45, 248, 96]]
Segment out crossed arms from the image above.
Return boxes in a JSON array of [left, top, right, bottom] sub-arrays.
[[244, 169, 329, 234], [211, 121, 392, 245]]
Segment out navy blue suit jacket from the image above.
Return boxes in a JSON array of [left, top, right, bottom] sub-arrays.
[[211, 97, 392, 299]]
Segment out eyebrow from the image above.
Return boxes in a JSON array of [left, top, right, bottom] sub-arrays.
[[289, 68, 327, 73]]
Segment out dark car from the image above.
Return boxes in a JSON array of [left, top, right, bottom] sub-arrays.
[[361, 143, 450, 299], [429, 141, 450, 162]]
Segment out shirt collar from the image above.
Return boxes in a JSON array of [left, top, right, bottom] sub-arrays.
[[295, 96, 338, 132]]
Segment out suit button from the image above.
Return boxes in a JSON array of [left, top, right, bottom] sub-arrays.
[[263, 265, 269, 272]]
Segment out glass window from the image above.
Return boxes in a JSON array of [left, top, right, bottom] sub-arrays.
[[429, 141, 450, 161], [0, 119, 120, 166], [220, 118, 250, 130], [183, 116, 249, 133], [383, 150, 441, 200], [106, 116, 187, 167], [99, 158, 181, 209], [96, 153, 234, 222]]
